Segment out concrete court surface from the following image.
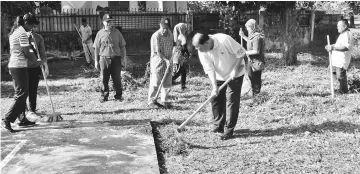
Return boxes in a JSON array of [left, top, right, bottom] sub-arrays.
[[1, 120, 159, 174]]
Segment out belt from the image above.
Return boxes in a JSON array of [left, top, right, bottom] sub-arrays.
[[101, 56, 118, 59]]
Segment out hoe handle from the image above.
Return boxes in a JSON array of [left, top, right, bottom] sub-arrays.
[[327, 35, 335, 98], [178, 77, 232, 130]]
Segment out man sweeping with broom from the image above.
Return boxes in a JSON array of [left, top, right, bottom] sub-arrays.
[[192, 32, 246, 140]]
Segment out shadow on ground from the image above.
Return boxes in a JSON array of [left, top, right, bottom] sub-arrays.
[[233, 121, 360, 139]]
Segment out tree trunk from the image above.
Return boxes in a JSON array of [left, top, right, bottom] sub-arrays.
[[281, 7, 297, 65]]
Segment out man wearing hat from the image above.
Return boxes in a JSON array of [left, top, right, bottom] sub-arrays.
[[80, 18, 94, 66], [148, 17, 174, 108], [94, 14, 127, 102]]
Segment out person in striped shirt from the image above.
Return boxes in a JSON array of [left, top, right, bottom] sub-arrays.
[[2, 13, 44, 132], [148, 17, 174, 109]]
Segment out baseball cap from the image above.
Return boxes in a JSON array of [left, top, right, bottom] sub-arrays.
[[160, 17, 171, 28], [102, 14, 114, 22]]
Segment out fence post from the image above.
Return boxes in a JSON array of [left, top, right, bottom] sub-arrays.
[[258, 8, 266, 31], [310, 10, 315, 41]]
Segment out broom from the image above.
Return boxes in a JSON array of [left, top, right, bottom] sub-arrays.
[[31, 32, 63, 122], [327, 35, 335, 98]]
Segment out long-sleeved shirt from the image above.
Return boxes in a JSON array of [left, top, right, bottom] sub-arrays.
[[198, 33, 246, 81], [80, 25, 93, 44], [28, 32, 46, 68]]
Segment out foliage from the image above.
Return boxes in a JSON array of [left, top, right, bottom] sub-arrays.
[[138, 1, 146, 12], [1, 1, 36, 17], [296, 1, 352, 15]]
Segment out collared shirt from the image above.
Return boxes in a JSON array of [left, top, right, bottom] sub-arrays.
[[150, 29, 173, 73], [80, 25, 93, 44], [8, 26, 30, 68], [27, 32, 46, 68], [331, 30, 354, 69], [198, 33, 246, 81], [94, 27, 126, 57]]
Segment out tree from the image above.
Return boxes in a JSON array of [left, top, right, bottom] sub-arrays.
[[189, 1, 301, 65]]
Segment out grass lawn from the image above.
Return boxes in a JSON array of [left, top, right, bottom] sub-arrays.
[[1, 50, 360, 173]]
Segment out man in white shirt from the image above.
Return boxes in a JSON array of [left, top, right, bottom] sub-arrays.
[[80, 18, 94, 66], [325, 20, 354, 94], [192, 32, 246, 140]]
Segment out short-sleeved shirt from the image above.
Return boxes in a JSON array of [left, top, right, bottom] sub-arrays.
[[331, 30, 353, 69], [150, 29, 173, 74], [198, 33, 246, 81], [80, 25, 93, 44], [27, 32, 46, 68], [8, 26, 30, 68], [94, 27, 126, 57]]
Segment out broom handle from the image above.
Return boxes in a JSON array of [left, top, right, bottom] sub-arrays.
[[178, 77, 232, 130], [31, 33, 56, 113], [327, 35, 335, 98], [240, 28, 243, 46]]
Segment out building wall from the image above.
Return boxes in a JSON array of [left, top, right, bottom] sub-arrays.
[[146, 1, 159, 10]]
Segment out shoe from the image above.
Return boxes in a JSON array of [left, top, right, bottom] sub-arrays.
[[162, 102, 172, 109], [181, 86, 187, 91], [1, 119, 14, 132], [220, 133, 233, 140], [26, 112, 41, 122], [114, 97, 124, 101], [99, 98, 108, 103], [18, 120, 36, 127], [211, 126, 224, 133]]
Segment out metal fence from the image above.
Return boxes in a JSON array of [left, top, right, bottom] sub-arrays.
[[34, 8, 188, 32]]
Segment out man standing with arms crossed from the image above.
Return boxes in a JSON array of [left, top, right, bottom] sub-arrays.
[[94, 14, 127, 102], [192, 32, 246, 140], [80, 18, 94, 67]]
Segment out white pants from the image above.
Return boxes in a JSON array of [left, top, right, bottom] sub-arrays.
[[83, 42, 94, 63]]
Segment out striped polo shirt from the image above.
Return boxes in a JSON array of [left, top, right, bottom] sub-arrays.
[[8, 26, 30, 68]]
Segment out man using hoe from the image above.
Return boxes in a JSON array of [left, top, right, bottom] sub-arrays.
[[192, 32, 247, 140], [94, 14, 127, 102]]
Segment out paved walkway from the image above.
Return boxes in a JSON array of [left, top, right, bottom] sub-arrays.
[[1, 121, 159, 174]]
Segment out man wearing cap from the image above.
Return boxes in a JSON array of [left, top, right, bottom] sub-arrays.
[[148, 17, 174, 108], [94, 14, 127, 103], [80, 18, 94, 67]]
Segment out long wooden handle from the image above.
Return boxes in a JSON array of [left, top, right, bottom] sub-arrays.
[[154, 61, 172, 99], [31, 34, 56, 112], [240, 28, 243, 46], [327, 35, 335, 98], [178, 77, 232, 130]]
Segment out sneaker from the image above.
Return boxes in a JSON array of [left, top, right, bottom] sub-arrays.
[[26, 112, 41, 122], [1, 119, 14, 132], [162, 102, 172, 109], [181, 86, 187, 91], [18, 120, 36, 127], [114, 97, 124, 101], [99, 98, 108, 103]]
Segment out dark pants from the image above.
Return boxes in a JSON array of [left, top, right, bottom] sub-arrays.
[[5, 68, 29, 123], [172, 63, 187, 88], [27, 66, 42, 112], [212, 75, 244, 135], [247, 61, 262, 96], [333, 67, 348, 94], [99, 56, 122, 99]]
